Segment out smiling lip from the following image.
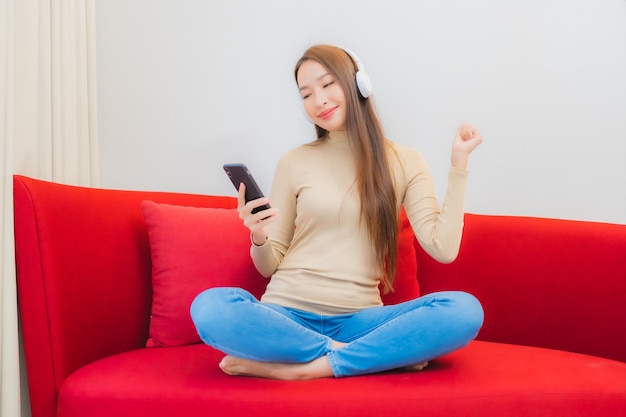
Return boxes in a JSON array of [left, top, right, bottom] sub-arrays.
[[318, 106, 338, 119]]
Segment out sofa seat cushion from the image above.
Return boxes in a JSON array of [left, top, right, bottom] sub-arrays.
[[57, 341, 626, 417]]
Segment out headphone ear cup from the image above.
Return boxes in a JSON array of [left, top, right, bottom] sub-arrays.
[[355, 70, 373, 99], [337, 46, 374, 99]]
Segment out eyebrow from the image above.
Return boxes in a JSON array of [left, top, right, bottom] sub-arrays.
[[299, 72, 331, 92]]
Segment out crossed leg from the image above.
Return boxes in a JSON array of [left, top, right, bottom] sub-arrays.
[[192, 289, 480, 380]]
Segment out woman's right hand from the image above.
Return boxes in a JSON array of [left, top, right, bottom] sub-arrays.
[[237, 183, 279, 246], [451, 123, 483, 170]]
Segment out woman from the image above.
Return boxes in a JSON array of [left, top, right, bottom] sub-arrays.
[[191, 44, 484, 380]]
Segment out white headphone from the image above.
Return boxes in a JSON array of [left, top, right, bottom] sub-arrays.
[[338, 47, 373, 99]]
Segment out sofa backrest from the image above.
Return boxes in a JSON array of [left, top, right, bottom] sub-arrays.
[[415, 213, 626, 363]]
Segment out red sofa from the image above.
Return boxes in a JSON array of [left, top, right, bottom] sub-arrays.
[[13, 174, 626, 417]]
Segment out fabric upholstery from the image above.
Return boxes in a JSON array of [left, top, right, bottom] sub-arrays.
[[58, 341, 626, 417], [14, 176, 236, 417], [416, 214, 626, 362]]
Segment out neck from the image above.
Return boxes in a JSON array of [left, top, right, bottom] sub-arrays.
[[327, 130, 348, 142]]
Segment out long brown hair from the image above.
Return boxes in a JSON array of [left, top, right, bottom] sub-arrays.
[[294, 45, 399, 293]]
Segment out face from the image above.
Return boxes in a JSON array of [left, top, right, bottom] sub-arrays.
[[296, 60, 347, 132]]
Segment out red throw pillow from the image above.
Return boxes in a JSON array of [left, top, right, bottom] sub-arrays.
[[141, 201, 267, 347], [141, 201, 420, 348]]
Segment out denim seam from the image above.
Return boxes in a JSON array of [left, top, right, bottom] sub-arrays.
[[351, 295, 439, 346], [326, 350, 343, 378], [330, 295, 442, 375], [339, 295, 438, 342]]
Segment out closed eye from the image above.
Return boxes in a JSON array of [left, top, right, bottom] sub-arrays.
[[323, 81, 335, 88]]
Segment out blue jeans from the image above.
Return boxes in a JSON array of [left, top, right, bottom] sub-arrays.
[[190, 287, 484, 377]]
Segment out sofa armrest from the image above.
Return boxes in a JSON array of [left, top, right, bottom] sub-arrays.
[[416, 214, 626, 363]]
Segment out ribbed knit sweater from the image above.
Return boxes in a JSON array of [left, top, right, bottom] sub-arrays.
[[251, 131, 468, 314]]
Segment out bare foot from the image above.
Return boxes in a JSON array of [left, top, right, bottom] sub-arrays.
[[219, 355, 334, 380], [402, 361, 429, 372]]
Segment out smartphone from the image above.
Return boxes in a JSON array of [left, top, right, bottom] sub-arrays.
[[223, 163, 271, 214]]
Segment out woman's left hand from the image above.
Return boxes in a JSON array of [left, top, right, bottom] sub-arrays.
[[451, 123, 483, 169]]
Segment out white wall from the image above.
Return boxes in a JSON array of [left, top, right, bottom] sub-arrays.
[[95, 0, 626, 224]]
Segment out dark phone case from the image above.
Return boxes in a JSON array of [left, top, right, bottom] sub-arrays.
[[223, 163, 271, 214]]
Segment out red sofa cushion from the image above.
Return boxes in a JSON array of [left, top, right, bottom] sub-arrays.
[[141, 201, 420, 347], [57, 340, 626, 417]]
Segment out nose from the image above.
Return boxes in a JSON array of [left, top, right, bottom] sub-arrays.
[[315, 89, 328, 108]]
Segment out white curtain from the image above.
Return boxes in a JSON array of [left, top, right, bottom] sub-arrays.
[[0, 1, 99, 416]]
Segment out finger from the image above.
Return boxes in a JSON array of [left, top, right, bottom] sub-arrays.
[[466, 133, 483, 151], [456, 123, 467, 138], [247, 197, 271, 213], [245, 208, 279, 230], [241, 197, 272, 223], [253, 207, 279, 222], [461, 124, 475, 141]]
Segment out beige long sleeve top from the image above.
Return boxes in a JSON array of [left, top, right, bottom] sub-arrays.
[[251, 131, 468, 315]]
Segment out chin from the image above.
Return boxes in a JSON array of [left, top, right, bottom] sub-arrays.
[[317, 121, 345, 132]]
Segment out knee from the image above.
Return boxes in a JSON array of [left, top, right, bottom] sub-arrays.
[[190, 287, 254, 344], [438, 291, 484, 339], [454, 292, 485, 337], [189, 287, 250, 329]]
